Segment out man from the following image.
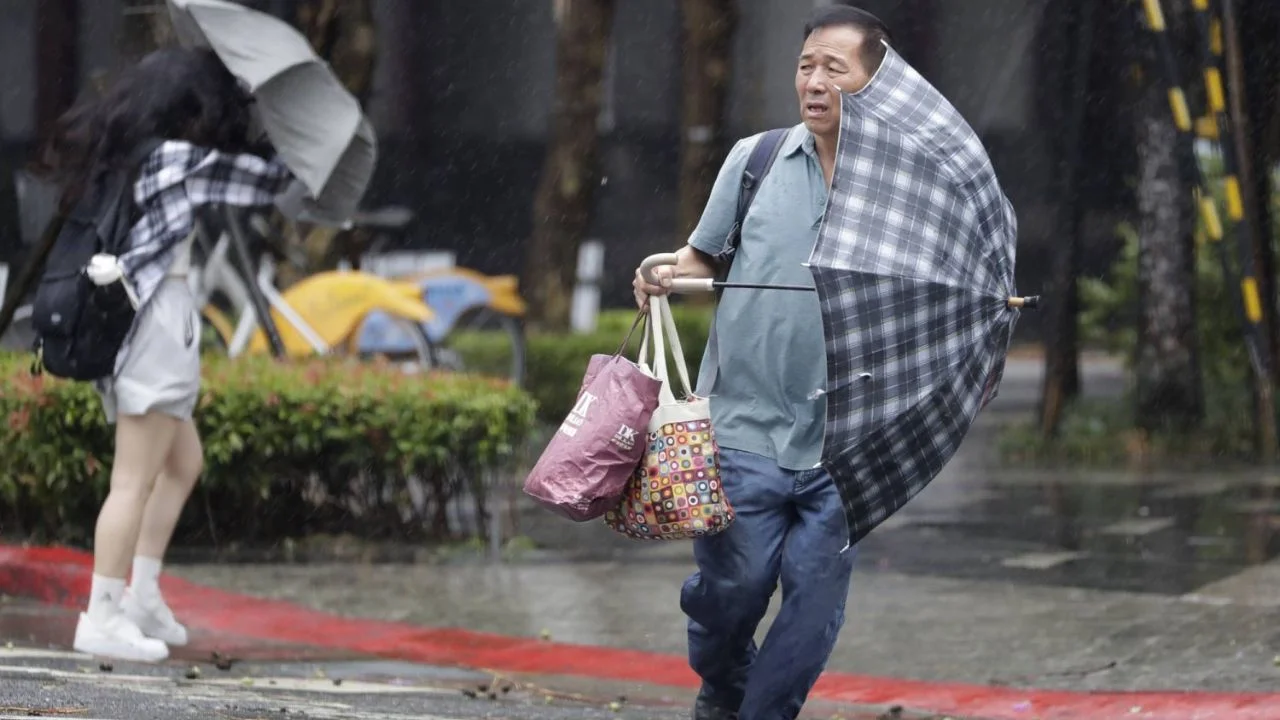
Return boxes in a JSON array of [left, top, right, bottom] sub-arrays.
[[632, 6, 891, 720]]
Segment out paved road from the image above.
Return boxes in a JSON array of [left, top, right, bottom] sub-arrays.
[[0, 644, 688, 720], [166, 357, 1280, 694], [0, 632, 945, 720]]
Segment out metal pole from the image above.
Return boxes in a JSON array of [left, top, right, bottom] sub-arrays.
[[220, 206, 288, 357], [1190, 0, 1278, 461], [1139, 0, 1276, 460]]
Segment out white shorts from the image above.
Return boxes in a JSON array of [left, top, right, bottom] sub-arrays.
[[97, 277, 201, 424]]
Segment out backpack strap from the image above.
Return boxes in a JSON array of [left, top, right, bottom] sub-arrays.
[[697, 128, 789, 396], [91, 138, 164, 253], [713, 128, 789, 292]]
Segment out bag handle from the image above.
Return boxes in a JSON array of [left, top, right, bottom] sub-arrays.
[[641, 295, 694, 406], [644, 294, 678, 405], [657, 295, 693, 397], [616, 307, 647, 358], [637, 306, 654, 372]]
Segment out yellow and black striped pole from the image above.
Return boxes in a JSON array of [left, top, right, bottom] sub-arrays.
[[1191, 0, 1277, 459], [1138, 0, 1247, 348], [1190, 0, 1270, 372], [1138, 0, 1277, 457]]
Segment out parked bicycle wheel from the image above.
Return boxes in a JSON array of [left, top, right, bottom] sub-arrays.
[[355, 270, 527, 386], [346, 311, 438, 374], [433, 306, 526, 387]]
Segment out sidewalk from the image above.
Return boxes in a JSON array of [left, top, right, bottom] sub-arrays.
[[1, 544, 1277, 720]]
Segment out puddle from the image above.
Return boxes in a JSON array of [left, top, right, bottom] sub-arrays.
[[861, 469, 1279, 595]]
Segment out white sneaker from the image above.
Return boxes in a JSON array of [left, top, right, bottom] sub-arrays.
[[121, 590, 189, 647], [73, 611, 169, 663]]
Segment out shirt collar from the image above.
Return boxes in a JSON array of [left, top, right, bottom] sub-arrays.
[[781, 124, 817, 159]]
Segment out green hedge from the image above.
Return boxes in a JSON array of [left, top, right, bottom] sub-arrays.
[[0, 353, 537, 546], [452, 304, 713, 424]]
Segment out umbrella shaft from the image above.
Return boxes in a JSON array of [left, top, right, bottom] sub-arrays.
[[716, 282, 815, 292]]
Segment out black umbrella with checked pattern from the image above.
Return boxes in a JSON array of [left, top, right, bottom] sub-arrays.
[[641, 42, 1037, 545], [810, 43, 1034, 545]]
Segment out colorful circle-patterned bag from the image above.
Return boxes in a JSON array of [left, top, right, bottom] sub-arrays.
[[604, 295, 735, 540]]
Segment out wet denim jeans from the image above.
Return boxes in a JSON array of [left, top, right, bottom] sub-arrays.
[[680, 447, 858, 720]]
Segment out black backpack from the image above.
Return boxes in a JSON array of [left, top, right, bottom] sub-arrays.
[[30, 139, 161, 381]]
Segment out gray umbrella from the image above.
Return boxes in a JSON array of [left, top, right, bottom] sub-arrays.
[[166, 0, 376, 221]]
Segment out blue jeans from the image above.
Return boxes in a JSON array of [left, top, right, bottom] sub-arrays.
[[680, 447, 857, 720]]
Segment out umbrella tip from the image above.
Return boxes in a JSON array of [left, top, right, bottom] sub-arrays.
[[1007, 295, 1040, 310]]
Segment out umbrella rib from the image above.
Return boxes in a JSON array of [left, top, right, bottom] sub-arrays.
[[814, 267, 1010, 303]]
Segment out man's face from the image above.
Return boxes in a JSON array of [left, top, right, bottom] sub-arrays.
[[796, 25, 875, 141]]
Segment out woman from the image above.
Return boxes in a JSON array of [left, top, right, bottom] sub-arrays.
[[37, 46, 295, 662]]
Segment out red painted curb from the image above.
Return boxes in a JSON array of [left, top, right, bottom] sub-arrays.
[[1, 544, 1276, 720]]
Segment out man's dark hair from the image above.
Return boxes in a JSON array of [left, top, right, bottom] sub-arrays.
[[802, 5, 892, 73]]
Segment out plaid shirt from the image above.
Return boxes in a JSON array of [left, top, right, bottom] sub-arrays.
[[113, 140, 293, 374]]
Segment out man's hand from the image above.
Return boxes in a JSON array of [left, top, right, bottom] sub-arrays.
[[632, 246, 717, 310]]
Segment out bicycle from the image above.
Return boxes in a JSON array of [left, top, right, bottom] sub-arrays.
[[191, 205, 438, 372], [336, 207, 529, 387]]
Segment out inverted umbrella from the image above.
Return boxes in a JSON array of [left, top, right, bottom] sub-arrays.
[[166, 0, 376, 221], [641, 43, 1035, 546]]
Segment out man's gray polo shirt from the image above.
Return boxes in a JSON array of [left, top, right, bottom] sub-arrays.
[[689, 123, 829, 471]]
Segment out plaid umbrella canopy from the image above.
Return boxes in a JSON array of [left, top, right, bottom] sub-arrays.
[[809, 43, 1029, 545]]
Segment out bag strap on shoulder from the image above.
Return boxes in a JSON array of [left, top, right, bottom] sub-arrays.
[[712, 127, 789, 302], [721, 127, 788, 265], [698, 127, 789, 396], [726, 127, 789, 258]]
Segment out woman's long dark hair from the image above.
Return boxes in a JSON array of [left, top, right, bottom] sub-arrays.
[[35, 46, 256, 210]]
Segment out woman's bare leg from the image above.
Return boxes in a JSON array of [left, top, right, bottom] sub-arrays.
[[134, 419, 203, 559], [91, 412, 180, 588], [123, 420, 203, 645], [75, 411, 179, 662]]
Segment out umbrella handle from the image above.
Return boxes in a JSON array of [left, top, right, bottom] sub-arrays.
[[639, 253, 716, 294], [1008, 296, 1040, 309]]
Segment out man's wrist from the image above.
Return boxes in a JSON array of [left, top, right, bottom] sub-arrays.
[[677, 245, 717, 279]]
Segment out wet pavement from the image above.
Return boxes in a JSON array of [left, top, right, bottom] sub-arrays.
[[0, 600, 957, 720], [154, 357, 1280, 696], [0, 641, 688, 720]]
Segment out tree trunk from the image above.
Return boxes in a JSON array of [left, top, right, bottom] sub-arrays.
[[1039, 0, 1096, 438], [523, 0, 617, 332], [677, 0, 737, 240], [1133, 75, 1204, 432], [35, 0, 80, 142]]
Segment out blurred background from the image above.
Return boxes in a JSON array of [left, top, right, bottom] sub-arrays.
[[0, 0, 1278, 557], [6, 0, 1270, 335]]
